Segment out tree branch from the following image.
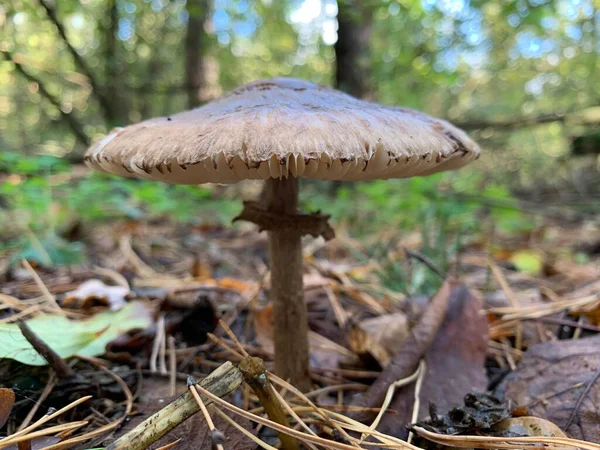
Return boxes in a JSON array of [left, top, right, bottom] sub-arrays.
[[37, 0, 113, 123], [2, 50, 91, 147], [456, 108, 600, 131]]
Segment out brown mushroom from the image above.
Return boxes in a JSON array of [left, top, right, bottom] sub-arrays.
[[85, 77, 480, 391]]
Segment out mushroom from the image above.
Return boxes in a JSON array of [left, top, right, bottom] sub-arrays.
[[84, 77, 480, 391]]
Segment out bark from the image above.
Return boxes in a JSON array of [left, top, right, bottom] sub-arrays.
[[331, 1, 373, 193], [104, 0, 127, 125], [334, 0, 374, 100], [264, 177, 311, 392], [185, 0, 212, 108]]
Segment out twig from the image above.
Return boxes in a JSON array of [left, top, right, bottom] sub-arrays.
[[93, 266, 130, 288], [213, 407, 278, 450], [364, 360, 424, 441], [189, 382, 224, 450], [413, 425, 600, 450], [17, 372, 57, 431], [0, 422, 88, 448], [325, 285, 348, 327], [155, 440, 182, 450], [194, 384, 366, 450], [21, 259, 65, 316], [106, 361, 243, 450], [17, 321, 74, 379], [455, 105, 600, 131], [239, 356, 300, 450], [407, 360, 427, 444], [159, 317, 168, 375], [270, 387, 320, 450], [219, 319, 250, 357], [0, 396, 92, 447], [150, 314, 168, 375], [564, 367, 600, 431], [168, 336, 177, 396], [404, 249, 446, 280], [119, 235, 159, 278], [526, 382, 585, 409], [489, 263, 523, 351], [268, 373, 361, 448], [531, 317, 600, 333]]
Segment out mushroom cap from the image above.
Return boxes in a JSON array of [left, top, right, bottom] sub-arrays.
[[85, 78, 480, 184]]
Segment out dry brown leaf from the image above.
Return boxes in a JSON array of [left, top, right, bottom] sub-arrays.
[[351, 279, 453, 425], [216, 277, 255, 293], [375, 284, 489, 439], [0, 388, 15, 429], [497, 334, 600, 442], [346, 312, 409, 368], [254, 304, 356, 369], [493, 416, 567, 437]]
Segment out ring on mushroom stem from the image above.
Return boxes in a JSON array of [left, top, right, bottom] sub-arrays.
[[84, 77, 481, 391]]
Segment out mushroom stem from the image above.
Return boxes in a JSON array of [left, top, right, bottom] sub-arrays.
[[264, 176, 311, 392]]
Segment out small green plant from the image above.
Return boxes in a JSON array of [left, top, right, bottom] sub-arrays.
[[0, 154, 240, 266], [302, 172, 536, 296]]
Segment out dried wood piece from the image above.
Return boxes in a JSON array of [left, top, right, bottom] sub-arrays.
[[106, 361, 243, 450], [17, 321, 74, 379]]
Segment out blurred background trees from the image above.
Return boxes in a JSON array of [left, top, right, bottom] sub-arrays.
[[1, 0, 598, 187], [0, 0, 599, 251]]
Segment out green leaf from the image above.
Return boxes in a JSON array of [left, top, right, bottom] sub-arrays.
[[510, 250, 544, 275], [0, 302, 154, 366]]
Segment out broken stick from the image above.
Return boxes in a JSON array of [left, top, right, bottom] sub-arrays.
[[106, 361, 243, 450]]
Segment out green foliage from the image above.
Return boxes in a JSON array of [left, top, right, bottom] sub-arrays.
[[303, 172, 536, 295], [0, 302, 153, 366], [1, 0, 597, 290], [6, 233, 85, 267], [0, 151, 69, 175], [0, 161, 239, 265], [303, 172, 534, 237]]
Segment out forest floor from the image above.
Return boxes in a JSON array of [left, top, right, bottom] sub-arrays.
[[0, 206, 599, 450]]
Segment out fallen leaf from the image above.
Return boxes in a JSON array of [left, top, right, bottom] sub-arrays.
[[0, 388, 15, 428], [254, 304, 357, 369], [0, 301, 154, 366], [493, 416, 567, 437], [217, 277, 255, 293], [351, 280, 453, 424], [346, 313, 409, 368], [367, 284, 489, 439], [64, 279, 131, 311], [497, 334, 600, 442]]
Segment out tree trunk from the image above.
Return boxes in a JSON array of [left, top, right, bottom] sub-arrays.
[[104, 0, 127, 125], [334, 0, 374, 100], [264, 177, 311, 392], [331, 1, 374, 194], [185, 0, 212, 108]]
